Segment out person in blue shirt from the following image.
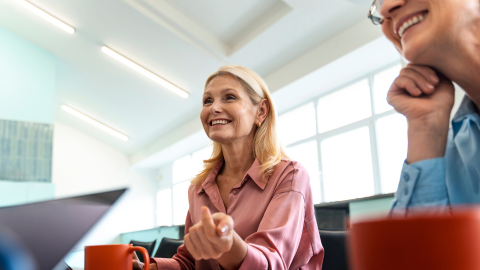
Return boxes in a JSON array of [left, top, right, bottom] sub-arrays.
[[367, 0, 480, 213]]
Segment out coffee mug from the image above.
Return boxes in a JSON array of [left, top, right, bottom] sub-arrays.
[[85, 244, 149, 270], [349, 208, 480, 270]]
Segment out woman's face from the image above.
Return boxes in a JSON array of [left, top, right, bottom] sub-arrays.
[[201, 75, 261, 145], [380, 0, 479, 63]]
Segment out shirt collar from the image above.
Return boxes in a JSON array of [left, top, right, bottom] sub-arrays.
[[245, 158, 266, 190], [452, 95, 479, 122], [196, 158, 266, 194]]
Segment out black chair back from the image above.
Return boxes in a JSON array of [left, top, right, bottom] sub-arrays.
[[130, 240, 157, 263], [319, 230, 349, 270], [154, 237, 184, 258]]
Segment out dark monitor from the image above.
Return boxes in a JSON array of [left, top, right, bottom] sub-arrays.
[[0, 189, 126, 270]]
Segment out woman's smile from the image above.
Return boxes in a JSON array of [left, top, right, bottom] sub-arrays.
[[396, 11, 428, 38], [210, 119, 232, 127]]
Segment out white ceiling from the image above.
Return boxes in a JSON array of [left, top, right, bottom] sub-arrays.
[[0, 0, 372, 155]]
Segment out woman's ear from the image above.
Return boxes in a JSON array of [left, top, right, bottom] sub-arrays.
[[257, 99, 270, 124]]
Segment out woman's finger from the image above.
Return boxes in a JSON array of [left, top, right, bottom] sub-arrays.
[[132, 259, 143, 270], [184, 234, 201, 260], [400, 68, 435, 94], [201, 207, 217, 238], [196, 225, 222, 259], [405, 64, 439, 85], [189, 227, 208, 259], [212, 213, 234, 237], [391, 76, 423, 97]]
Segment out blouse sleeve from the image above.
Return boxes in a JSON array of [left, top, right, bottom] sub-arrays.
[[238, 164, 314, 270], [151, 211, 196, 270]]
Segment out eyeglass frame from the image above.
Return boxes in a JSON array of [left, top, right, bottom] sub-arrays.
[[368, 0, 385, 25]]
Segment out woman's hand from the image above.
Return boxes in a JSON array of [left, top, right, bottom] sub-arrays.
[[184, 207, 234, 260], [132, 252, 157, 270], [387, 64, 455, 163]]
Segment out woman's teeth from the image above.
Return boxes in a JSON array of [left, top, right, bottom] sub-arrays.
[[398, 14, 425, 38], [211, 120, 230, 126]]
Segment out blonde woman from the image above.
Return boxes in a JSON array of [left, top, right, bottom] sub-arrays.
[[134, 66, 323, 270]]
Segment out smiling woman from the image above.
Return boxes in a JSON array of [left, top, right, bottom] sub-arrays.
[[367, 0, 480, 213], [134, 66, 324, 270]]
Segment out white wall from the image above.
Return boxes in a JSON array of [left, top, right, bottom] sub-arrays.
[[52, 121, 131, 197], [52, 121, 158, 246], [0, 26, 55, 124]]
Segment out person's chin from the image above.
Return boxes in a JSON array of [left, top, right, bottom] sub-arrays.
[[208, 133, 229, 144], [402, 38, 430, 64]]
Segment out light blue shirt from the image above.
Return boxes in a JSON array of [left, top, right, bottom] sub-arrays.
[[392, 96, 480, 212]]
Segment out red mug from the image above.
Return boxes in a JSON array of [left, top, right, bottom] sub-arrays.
[[85, 244, 149, 270], [350, 208, 480, 270]]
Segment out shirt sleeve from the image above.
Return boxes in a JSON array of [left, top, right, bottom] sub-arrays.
[[152, 211, 196, 270], [391, 157, 449, 215], [238, 166, 309, 270]]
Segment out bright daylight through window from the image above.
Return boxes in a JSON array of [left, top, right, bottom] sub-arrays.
[[167, 145, 213, 225], [279, 63, 405, 203]]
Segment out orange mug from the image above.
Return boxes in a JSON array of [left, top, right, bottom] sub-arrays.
[[85, 244, 150, 270], [349, 208, 480, 270]]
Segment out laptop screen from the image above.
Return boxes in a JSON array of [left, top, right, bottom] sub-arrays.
[[0, 189, 126, 270]]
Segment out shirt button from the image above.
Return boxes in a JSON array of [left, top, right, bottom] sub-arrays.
[[404, 187, 409, 196], [403, 173, 410, 182], [232, 190, 238, 195]]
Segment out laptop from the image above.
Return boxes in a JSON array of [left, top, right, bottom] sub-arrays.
[[0, 188, 127, 270]]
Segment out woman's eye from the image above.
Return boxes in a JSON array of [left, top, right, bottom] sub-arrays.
[[226, 95, 236, 100], [203, 98, 212, 105]]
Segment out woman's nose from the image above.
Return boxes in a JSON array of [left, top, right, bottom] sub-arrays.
[[380, 0, 406, 18], [210, 101, 222, 114]]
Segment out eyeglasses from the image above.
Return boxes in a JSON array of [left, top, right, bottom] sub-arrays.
[[368, 0, 384, 25]]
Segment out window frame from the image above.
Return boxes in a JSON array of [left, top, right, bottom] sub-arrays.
[[280, 61, 401, 203]]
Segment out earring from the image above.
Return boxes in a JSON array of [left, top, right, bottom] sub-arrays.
[[257, 122, 261, 127]]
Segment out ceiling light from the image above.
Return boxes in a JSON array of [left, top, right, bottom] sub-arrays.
[[101, 46, 189, 98], [21, 0, 75, 34], [61, 105, 129, 141]]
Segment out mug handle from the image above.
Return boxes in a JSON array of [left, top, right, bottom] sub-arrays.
[[129, 246, 150, 270]]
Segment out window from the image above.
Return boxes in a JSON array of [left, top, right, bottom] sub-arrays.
[[191, 145, 213, 178], [173, 181, 190, 225], [172, 155, 192, 183], [287, 140, 321, 204], [156, 188, 172, 226], [317, 79, 371, 133], [279, 62, 406, 203], [321, 127, 375, 202], [159, 145, 213, 226], [278, 102, 316, 145], [373, 65, 402, 114], [376, 113, 408, 193]]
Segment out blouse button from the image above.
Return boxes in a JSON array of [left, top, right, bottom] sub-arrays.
[[232, 190, 238, 195], [403, 173, 410, 182]]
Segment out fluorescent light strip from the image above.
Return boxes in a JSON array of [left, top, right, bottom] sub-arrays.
[[22, 0, 74, 34], [101, 46, 189, 98], [61, 105, 129, 141]]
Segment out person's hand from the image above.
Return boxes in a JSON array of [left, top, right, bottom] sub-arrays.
[[387, 64, 455, 122], [184, 207, 234, 260], [132, 251, 157, 270], [387, 64, 455, 163]]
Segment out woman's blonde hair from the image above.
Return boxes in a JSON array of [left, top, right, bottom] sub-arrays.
[[191, 65, 288, 186]]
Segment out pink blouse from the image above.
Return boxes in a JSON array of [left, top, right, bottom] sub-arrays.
[[152, 158, 324, 269]]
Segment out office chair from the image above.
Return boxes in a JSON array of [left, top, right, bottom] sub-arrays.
[[130, 240, 157, 263], [154, 238, 184, 259], [319, 230, 349, 270]]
